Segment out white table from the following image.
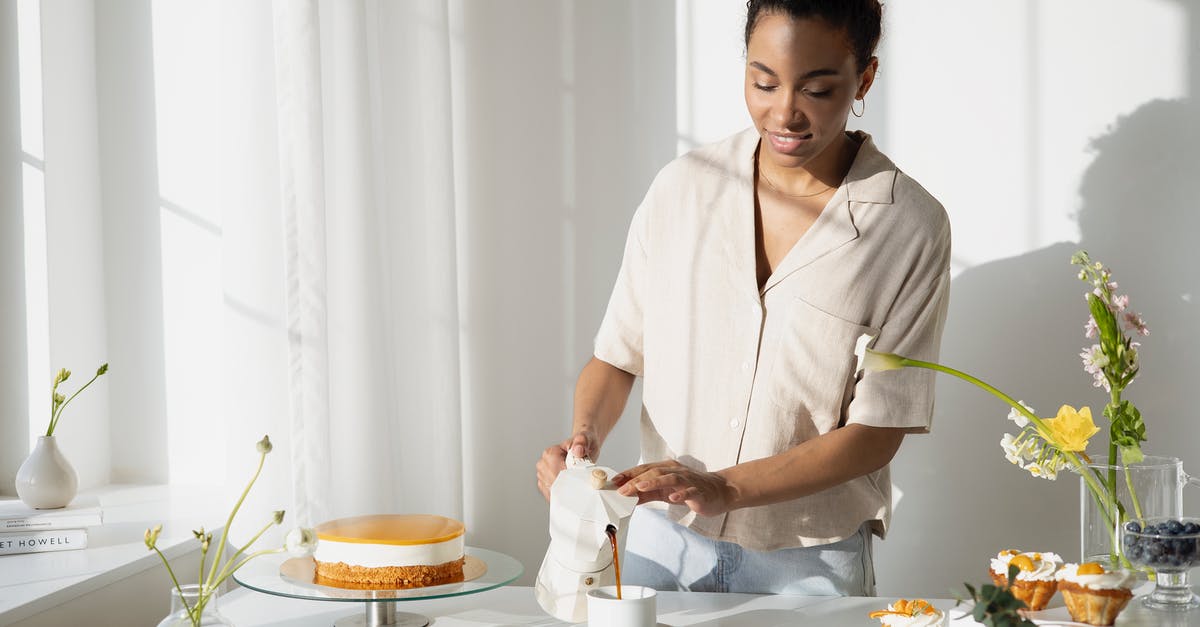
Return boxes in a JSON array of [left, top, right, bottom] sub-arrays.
[[220, 584, 1200, 626]]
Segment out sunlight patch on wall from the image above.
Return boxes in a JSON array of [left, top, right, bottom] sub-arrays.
[[17, 0, 47, 445], [152, 1, 225, 485]]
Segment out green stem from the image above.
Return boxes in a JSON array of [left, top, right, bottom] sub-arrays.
[[205, 451, 266, 589], [896, 357, 1118, 534], [46, 369, 105, 436], [212, 547, 283, 590], [197, 542, 207, 602], [215, 517, 277, 583], [152, 546, 192, 619], [1106, 389, 1120, 515]]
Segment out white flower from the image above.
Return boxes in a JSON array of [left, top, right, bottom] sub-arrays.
[[1080, 345, 1108, 373], [1027, 462, 1045, 478], [855, 334, 906, 373], [285, 527, 318, 557], [1001, 434, 1024, 465], [1007, 401, 1034, 428]]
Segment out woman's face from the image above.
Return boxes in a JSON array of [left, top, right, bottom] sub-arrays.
[[745, 12, 875, 169]]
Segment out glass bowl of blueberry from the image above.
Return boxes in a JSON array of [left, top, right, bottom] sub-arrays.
[[1123, 517, 1200, 611]]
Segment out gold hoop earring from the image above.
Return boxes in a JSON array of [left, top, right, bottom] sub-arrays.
[[851, 97, 865, 118]]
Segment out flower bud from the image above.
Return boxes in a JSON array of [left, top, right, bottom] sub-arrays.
[[273, 510, 285, 525], [97, 363, 109, 376], [145, 524, 163, 549], [55, 368, 70, 384], [256, 435, 273, 454]]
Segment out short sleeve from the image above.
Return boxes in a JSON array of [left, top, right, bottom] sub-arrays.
[[846, 220, 951, 432], [593, 201, 650, 376]]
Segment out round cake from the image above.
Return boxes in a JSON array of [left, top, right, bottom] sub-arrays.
[[313, 514, 466, 588]]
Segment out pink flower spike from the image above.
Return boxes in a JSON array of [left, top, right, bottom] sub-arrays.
[[1112, 294, 1129, 311], [1124, 312, 1150, 336], [1084, 318, 1098, 339]]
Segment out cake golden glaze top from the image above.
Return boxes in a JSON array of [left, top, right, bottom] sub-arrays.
[[315, 514, 464, 546]]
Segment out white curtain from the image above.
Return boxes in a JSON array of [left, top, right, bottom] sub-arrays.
[[5, 0, 675, 581], [271, 0, 464, 524]]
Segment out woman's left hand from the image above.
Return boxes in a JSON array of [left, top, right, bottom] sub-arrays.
[[613, 461, 737, 517]]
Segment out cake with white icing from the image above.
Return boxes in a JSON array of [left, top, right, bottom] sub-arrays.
[[313, 514, 466, 588]]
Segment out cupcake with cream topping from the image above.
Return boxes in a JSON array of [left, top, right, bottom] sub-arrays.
[[1054, 562, 1135, 626], [868, 598, 948, 627], [989, 549, 1063, 611]]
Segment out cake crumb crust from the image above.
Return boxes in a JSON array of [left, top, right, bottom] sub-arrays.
[[315, 557, 466, 589]]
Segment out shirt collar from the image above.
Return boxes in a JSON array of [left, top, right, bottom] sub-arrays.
[[722, 128, 898, 296]]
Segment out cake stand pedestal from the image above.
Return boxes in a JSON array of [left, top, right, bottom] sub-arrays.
[[233, 547, 523, 627], [336, 603, 425, 627]]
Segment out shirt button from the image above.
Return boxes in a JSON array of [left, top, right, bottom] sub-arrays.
[[730, 419, 740, 429]]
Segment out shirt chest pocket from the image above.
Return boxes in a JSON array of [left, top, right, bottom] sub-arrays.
[[767, 297, 879, 430]]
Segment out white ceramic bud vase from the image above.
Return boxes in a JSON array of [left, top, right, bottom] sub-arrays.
[[15, 436, 78, 509]]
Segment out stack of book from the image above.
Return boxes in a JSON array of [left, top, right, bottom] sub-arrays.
[[0, 495, 102, 555]]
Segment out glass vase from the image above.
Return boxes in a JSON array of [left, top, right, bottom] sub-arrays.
[[156, 584, 235, 627], [1079, 455, 1198, 566]]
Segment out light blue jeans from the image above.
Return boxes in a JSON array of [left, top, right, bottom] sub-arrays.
[[622, 506, 875, 596]]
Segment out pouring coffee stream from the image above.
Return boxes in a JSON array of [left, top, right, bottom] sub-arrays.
[[606, 524, 622, 600]]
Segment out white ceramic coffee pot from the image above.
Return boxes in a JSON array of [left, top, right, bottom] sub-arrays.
[[534, 455, 639, 622]]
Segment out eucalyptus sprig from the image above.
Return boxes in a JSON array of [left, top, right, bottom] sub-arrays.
[[47, 363, 109, 436], [956, 564, 1037, 627], [145, 435, 317, 627]]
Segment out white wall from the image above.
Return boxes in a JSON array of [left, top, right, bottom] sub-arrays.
[[677, 0, 1198, 596], [6, 0, 1196, 601]]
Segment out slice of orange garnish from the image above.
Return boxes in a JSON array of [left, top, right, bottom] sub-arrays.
[[869, 599, 938, 619], [1010, 555, 1035, 571]]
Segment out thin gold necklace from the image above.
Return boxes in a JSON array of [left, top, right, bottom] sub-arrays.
[[758, 169, 833, 199]]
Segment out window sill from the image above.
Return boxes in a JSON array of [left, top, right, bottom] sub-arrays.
[[0, 484, 224, 624]]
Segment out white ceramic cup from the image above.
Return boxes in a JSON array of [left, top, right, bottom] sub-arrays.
[[587, 585, 657, 627]]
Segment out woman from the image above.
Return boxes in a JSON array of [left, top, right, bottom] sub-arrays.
[[536, 0, 950, 596]]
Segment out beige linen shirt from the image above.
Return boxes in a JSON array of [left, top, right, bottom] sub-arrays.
[[594, 128, 951, 551]]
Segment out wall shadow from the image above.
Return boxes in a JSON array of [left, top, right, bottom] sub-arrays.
[[883, 98, 1200, 595]]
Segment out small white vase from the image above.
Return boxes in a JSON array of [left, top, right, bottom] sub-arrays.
[[15, 435, 78, 509]]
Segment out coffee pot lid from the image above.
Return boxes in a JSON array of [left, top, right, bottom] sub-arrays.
[[550, 455, 638, 524]]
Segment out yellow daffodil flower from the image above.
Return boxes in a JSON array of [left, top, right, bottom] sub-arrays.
[[1040, 405, 1099, 452]]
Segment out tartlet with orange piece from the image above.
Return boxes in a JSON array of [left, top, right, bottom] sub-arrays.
[[869, 598, 948, 627], [988, 549, 1063, 611], [1054, 561, 1136, 626]]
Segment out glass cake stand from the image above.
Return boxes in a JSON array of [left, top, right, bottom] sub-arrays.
[[233, 546, 523, 627]]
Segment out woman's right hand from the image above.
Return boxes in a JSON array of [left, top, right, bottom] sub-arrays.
[[536, 429, 598, 502]]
